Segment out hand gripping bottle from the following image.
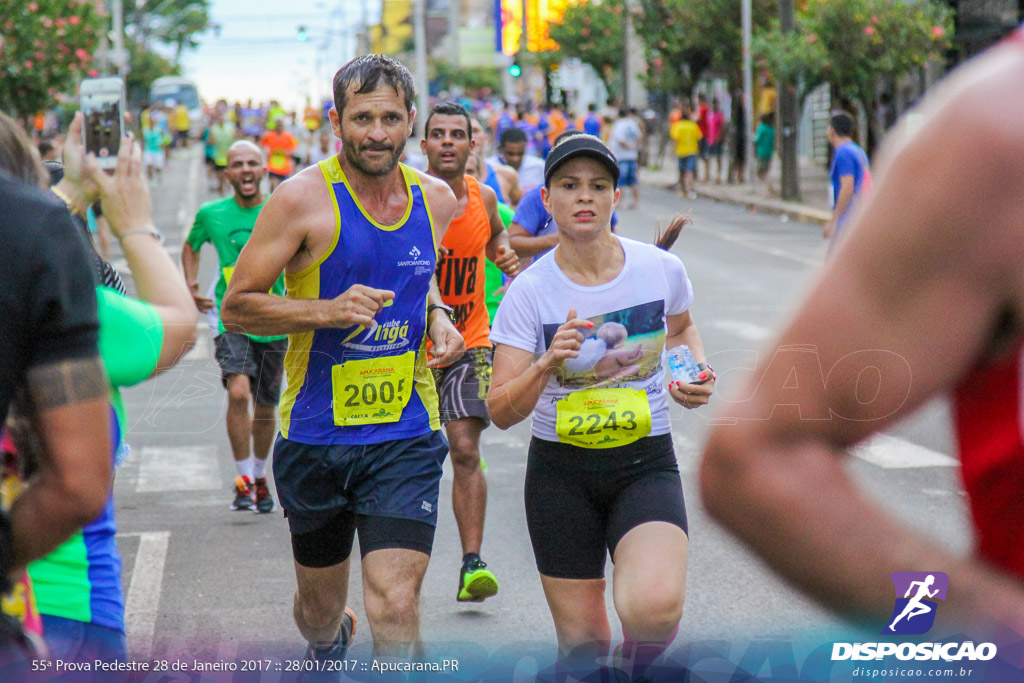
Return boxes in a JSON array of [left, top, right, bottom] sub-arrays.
[[666, 345, 704, 385]]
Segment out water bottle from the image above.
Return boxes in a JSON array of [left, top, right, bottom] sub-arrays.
[[666, 345, 703, 385]]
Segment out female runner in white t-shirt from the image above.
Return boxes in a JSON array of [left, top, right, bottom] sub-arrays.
[[488, 133, 715, 679]]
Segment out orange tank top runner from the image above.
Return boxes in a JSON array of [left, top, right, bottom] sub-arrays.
[[433, 175, 493, 351]]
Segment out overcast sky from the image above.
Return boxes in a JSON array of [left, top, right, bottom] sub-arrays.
[[180, 0, 379, 110]]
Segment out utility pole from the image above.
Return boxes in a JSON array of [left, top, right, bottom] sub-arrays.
[[779, 0, 800, 199], [742, 0, 754, 184], [621, 0, 630, 106], [413, 0, 430, 136], [448, 0, 460, 69], [112, 0, 127, 76]]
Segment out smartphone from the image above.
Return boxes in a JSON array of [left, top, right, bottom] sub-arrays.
[[79, 77, 126, 170]]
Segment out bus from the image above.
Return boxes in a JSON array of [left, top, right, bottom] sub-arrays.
[[149, 76, 203, 137]]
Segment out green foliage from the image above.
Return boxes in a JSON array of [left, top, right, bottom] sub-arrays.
[[548, 0, 626, 95], [431, 61, 503, 96], [0, 0, 103, 116], [754, 0, 953, 103], [635, 0, 776, 96], [126, 39, 180, 105], [130, 0, 212, 65]]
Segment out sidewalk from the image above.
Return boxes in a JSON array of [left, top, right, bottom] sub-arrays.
[[640, 156, 833, 227]]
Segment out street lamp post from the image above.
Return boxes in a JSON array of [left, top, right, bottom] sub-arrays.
[[413, 0, 430, 136], [742, 0, 754, 185], [779, 0, 800, 199]]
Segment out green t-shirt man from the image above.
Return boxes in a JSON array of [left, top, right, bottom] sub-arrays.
[[483, 202, 515, 325], [186, 196, 285, 343], [208, 121, 236, 166]]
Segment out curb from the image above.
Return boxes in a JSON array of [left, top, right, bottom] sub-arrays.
[[638, 170, 831, 228], [693, 188, 832, 228]]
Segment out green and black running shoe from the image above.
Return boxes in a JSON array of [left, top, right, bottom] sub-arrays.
[[457, 556, 498, 603]]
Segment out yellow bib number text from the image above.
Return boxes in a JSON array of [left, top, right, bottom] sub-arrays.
[[332, 352, 416, 426], [555, 388, 652, 449]]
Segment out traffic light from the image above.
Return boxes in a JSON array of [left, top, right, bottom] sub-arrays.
[[297, 25, 309, 42], [509, 63, 522, 77]]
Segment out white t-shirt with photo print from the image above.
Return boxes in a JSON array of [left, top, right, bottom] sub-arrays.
[[490, 235, 694, 443]]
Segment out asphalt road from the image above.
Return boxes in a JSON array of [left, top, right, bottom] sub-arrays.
[[104, 147, 970, 679]]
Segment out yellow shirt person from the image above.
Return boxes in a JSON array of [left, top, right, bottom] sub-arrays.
[[669, 119, 702, 158]]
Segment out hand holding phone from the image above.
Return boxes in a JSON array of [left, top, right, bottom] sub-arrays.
[[80, 77, 126, 171]]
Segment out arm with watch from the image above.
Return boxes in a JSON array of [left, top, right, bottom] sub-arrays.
[[665, 309, 715, 409], [425, 281, 466, 369], [69, 113, 198, 372]]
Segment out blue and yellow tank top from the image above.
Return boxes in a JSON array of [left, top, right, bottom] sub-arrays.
[[279, 158, 441, 445]]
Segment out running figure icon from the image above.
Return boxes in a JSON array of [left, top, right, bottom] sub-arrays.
[[888, 574, 939, 632]]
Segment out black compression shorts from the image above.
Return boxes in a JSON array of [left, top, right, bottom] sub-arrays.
[[524, 433, 688, 580]]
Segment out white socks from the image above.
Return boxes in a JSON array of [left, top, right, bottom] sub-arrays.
[[235, 456, 254, 481], [252, 455, 269, 480]]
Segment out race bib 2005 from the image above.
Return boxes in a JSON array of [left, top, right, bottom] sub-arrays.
[[331, 352, 416, 426], [555, 388, 652, 449]]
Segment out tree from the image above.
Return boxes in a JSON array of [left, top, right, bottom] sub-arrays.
[[0, 0, 103, 117], [431, 60, 502, 97], [635, 0, 777, 98], [130, 0, 212, 67], [548, 0, 626, 97], [754, 0, 953, 108], [125, 38, 179, 105]]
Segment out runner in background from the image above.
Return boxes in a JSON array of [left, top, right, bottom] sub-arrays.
[[421, 102, 520, 603], [260, 118, 297, 192], [183, 140, 286, 514]]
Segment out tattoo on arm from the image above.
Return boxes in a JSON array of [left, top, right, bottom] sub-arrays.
[[26, 357, 107, 409]]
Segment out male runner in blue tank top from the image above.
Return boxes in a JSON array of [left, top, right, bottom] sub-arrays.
[[222, 55, 463, 671]]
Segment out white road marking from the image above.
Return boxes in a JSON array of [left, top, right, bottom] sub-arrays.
[[852, 433, 957, 469], [121, 530, 170, 660], [687, 221, 824, 267], [179, 151, 200, 242], [136, 445, 222, 492], [707, 320, 772, 342]]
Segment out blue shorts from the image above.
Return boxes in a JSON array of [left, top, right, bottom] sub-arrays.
[[41, 615, 126, 671], [677, 155, 697, 174], [273, 431, 448, 536], [617, 160, 638, 187]]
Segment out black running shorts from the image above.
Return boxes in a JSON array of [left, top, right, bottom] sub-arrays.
[[524, 433, 688, 580], [213, 332, 287, 406], [274, 431, 449, 568], [432, 346, 492, 426]]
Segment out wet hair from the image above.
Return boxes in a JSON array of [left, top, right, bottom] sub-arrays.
[[0, 112, 47, 188], [332, 54, 415, 117], [425, 101, 472, 140], [498, 127, 527, 146], [830, 110, 854, 137], [654, 215, 691, 252]]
